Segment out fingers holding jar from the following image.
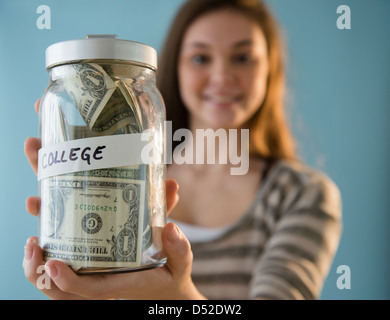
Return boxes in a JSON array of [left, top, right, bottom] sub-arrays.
[[22, 237, 52, 296], [23, 237, 89, 300], [24, 137, 41, 175]]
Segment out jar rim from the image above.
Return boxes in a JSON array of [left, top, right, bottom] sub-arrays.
[[45, 35, 157, 70]]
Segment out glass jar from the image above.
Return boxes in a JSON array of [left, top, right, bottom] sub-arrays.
[[37, 35, 166, 273]]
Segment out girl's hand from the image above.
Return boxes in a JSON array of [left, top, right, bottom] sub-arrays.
[[23, 220, 204, 300]]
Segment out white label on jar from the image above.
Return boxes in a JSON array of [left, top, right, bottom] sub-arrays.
[[38, 133, 160, 181]]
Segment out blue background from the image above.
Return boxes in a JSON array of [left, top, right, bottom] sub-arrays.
[[0, 0, 389, 300]]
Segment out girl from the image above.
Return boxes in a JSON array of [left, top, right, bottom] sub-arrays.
[[23, 0, 342, 300]]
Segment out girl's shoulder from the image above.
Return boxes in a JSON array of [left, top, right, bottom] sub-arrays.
[[273, 159, 339, 189], [263, 159, 342, 216]]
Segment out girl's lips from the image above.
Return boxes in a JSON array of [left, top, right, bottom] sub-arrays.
[[204, 94, 242, 107]]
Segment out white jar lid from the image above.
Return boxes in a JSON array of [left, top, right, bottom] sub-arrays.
[[45, 34, 157, 70]]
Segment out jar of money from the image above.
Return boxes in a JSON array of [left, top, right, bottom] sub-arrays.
[[37, 35, 166, 273]]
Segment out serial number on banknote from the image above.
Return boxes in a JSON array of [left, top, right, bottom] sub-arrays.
[[74, 204, 118, 212]]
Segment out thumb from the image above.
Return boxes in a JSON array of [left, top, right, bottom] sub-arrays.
[[161, 223, 193, 277]]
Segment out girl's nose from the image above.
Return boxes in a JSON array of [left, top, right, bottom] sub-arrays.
[[208, 60, 236, 87]]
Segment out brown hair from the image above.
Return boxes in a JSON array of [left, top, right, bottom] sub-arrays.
[[157, 0, 297, 161]]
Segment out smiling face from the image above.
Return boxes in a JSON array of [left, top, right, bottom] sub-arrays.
[[178, 8, 269, 130]]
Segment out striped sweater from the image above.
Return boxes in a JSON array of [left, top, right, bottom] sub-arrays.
[[172, 160, 342, 300]]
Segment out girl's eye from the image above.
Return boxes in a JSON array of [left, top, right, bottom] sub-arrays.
[[233, 53, 252, 64], [192, 54, 210, 65]]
